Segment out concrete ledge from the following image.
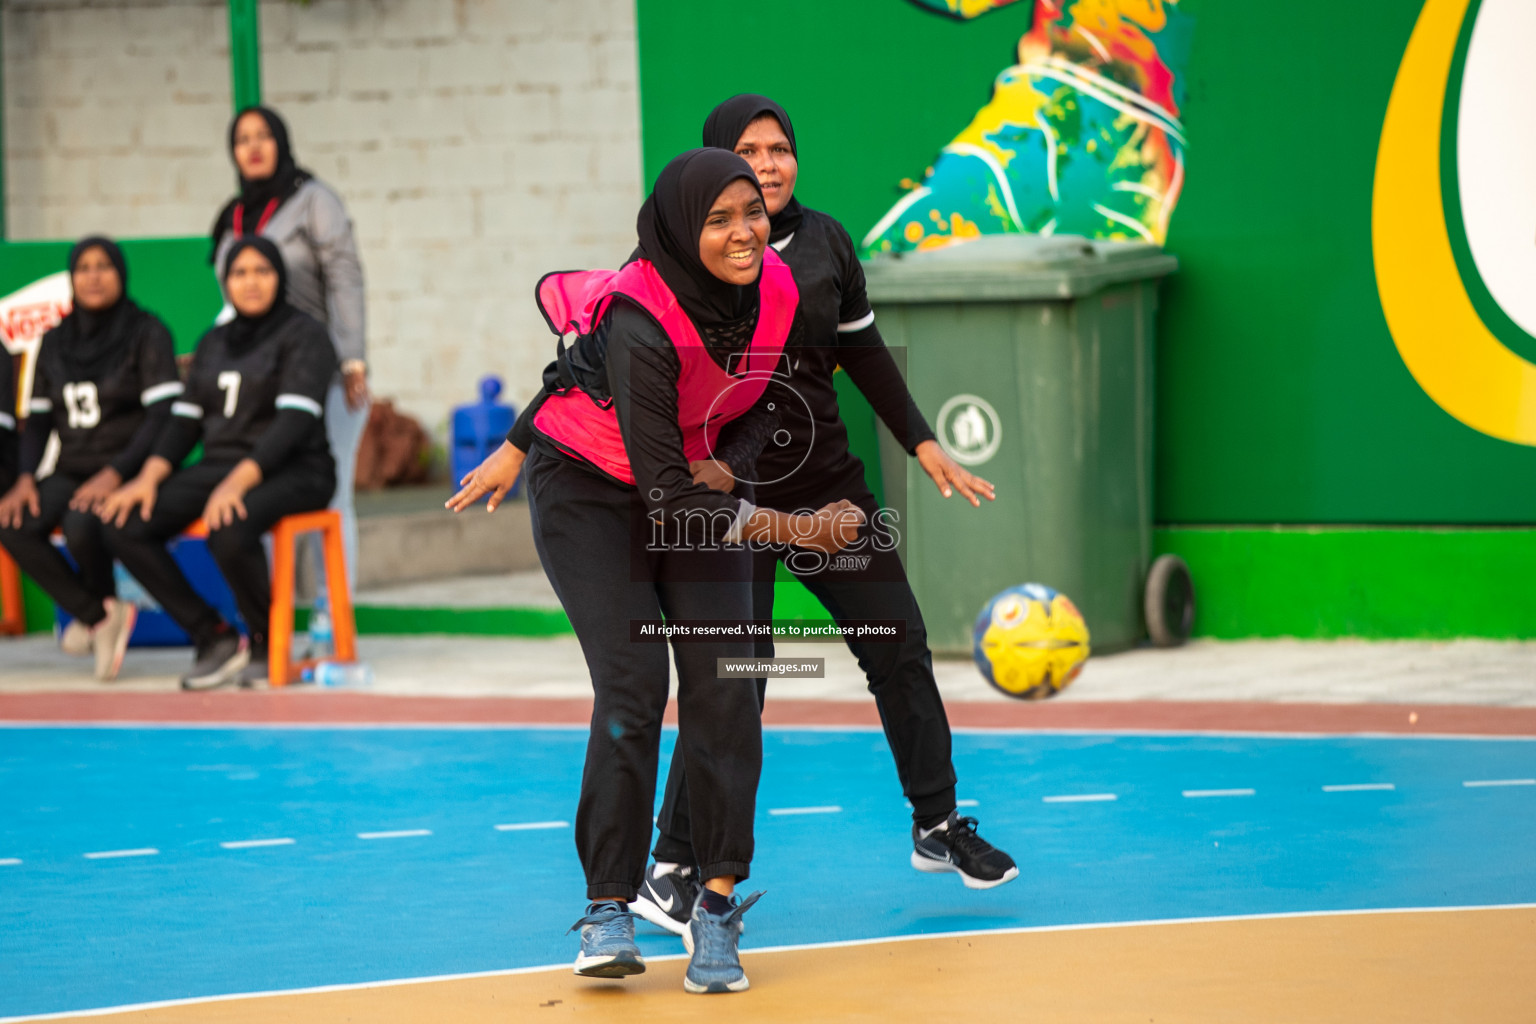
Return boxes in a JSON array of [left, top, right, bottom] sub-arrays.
[[356, 500, 539, 589]]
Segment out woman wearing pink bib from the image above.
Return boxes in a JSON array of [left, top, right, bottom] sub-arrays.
[[452, 149, 861, 993]]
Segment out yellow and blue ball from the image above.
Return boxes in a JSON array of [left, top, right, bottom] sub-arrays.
[[972, 583, 1090, 700]]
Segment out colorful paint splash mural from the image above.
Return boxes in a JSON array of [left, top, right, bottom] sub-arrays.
[[865, 0, 1193, 254]]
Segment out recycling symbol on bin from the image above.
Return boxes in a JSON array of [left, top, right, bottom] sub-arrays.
[[937, 394, 1002, 467]]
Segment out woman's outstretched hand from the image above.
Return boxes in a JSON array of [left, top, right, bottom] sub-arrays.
[[915, 439, 995, 507], [447, 441, 526, 513]]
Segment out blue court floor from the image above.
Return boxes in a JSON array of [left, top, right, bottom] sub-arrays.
[[1, 725, 1534, 1019]]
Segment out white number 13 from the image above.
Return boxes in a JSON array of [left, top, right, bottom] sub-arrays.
[[217, 371, 241, 417], [62, 381, 101, 429]]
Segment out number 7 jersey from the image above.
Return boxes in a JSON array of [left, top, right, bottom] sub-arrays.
[[172, 307, 337, 470]]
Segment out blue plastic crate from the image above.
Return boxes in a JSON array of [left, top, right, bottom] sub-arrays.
[[52, 535, 243, 647]]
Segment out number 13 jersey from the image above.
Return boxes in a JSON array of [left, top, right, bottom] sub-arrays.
[[29, 302, 182, 479]]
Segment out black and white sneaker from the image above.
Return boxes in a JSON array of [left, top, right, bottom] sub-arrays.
[[180, 627, 249, 691], [911, 810, 1019, 890], [632, 861, 700, 936]]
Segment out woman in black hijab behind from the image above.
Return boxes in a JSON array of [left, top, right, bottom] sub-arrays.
[[0, 237, 181, 681], [451, 148, 862, 994], [641, 95, 1019, 903], [100, 237, 337, 691]]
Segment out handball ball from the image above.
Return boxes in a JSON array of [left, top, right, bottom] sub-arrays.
[[972, 583, 1090, 700]]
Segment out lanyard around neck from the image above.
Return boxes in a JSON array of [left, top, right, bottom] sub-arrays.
[[233, 197, 280, 238]]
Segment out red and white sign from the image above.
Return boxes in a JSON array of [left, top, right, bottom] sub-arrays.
[[1, 272, 72, 415]]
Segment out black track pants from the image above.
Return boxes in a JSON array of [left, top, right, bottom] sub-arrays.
[[653, 485, 958, 867], [0, 473, 114, 626], [101, 461, 333, 649], [525, 449, 761, 901]]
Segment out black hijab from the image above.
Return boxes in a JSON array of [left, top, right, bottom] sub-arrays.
[[209, 106, 312, 260], [221, 236, 294, 351], [635, 148, 765, 331], [57, 236, 137, 378], [701, 94, 804, 244]]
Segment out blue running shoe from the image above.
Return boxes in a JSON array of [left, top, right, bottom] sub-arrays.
[[569, 902, 645, 978], [683, 889, 762, 994]]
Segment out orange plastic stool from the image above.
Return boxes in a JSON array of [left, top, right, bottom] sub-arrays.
[[266, 508, 356, 687], [0, 547, 25, 636]]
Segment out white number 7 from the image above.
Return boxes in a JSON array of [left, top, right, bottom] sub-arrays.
[[217, 371, 241, 418]]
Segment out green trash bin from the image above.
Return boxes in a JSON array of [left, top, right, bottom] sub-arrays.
[[861, 234, 1181, 656]]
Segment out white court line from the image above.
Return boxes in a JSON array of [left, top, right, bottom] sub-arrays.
[[220, 838, 295, 850], [768, 806, 842, 816], [494, 821, 568, 831], [356, 830, 432, 840], [0, 858, 20, 866], [1043, 793, 1117, 803], [1322, 784, 1396, 792], [83, 848, 158, 860], [1182, 789, 1256, 798], [7, 721, 1536, 743], [956, 799, 980, 807], [1463, 778, 1535, 788], [10, 902, 1534, 1023]]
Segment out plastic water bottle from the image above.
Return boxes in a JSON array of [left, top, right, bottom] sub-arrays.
[[307, 596, 333, 658], [302, 661, 374, 688]]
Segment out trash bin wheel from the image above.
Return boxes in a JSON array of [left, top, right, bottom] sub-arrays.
[[1144, 554, 1194, 648]]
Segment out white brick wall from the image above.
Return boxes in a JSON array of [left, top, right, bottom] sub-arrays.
[[2, 0, 644, 436]]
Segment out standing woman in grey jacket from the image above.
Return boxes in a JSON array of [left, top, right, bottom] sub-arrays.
[[211, 106, 368, 591]]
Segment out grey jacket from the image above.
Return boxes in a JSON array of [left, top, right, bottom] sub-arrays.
[[214, 178, 366, 367]]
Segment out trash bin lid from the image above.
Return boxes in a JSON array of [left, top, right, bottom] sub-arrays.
[[861, 233, 1177, 303]]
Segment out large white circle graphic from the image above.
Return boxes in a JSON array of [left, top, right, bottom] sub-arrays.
[[1457, 0, 1536, 339]]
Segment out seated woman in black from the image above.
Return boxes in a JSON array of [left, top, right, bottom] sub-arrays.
[[0, 237, 180, 680], [100, 237, 336, 690], [0, 341, 17, 505]]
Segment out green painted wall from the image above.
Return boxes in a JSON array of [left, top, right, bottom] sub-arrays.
[[635, 0, 1536, 527], [1157, 526, 1536, 639]]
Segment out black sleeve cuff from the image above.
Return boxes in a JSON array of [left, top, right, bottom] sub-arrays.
[[508, 382, 552, 450], [248, 408, 318, 477], [18, 410, 53, 476], [152, 414, 202, 469], [838, 324, 937, 455], [712, 399, 780, 480], [110, 400, 174, 479]]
